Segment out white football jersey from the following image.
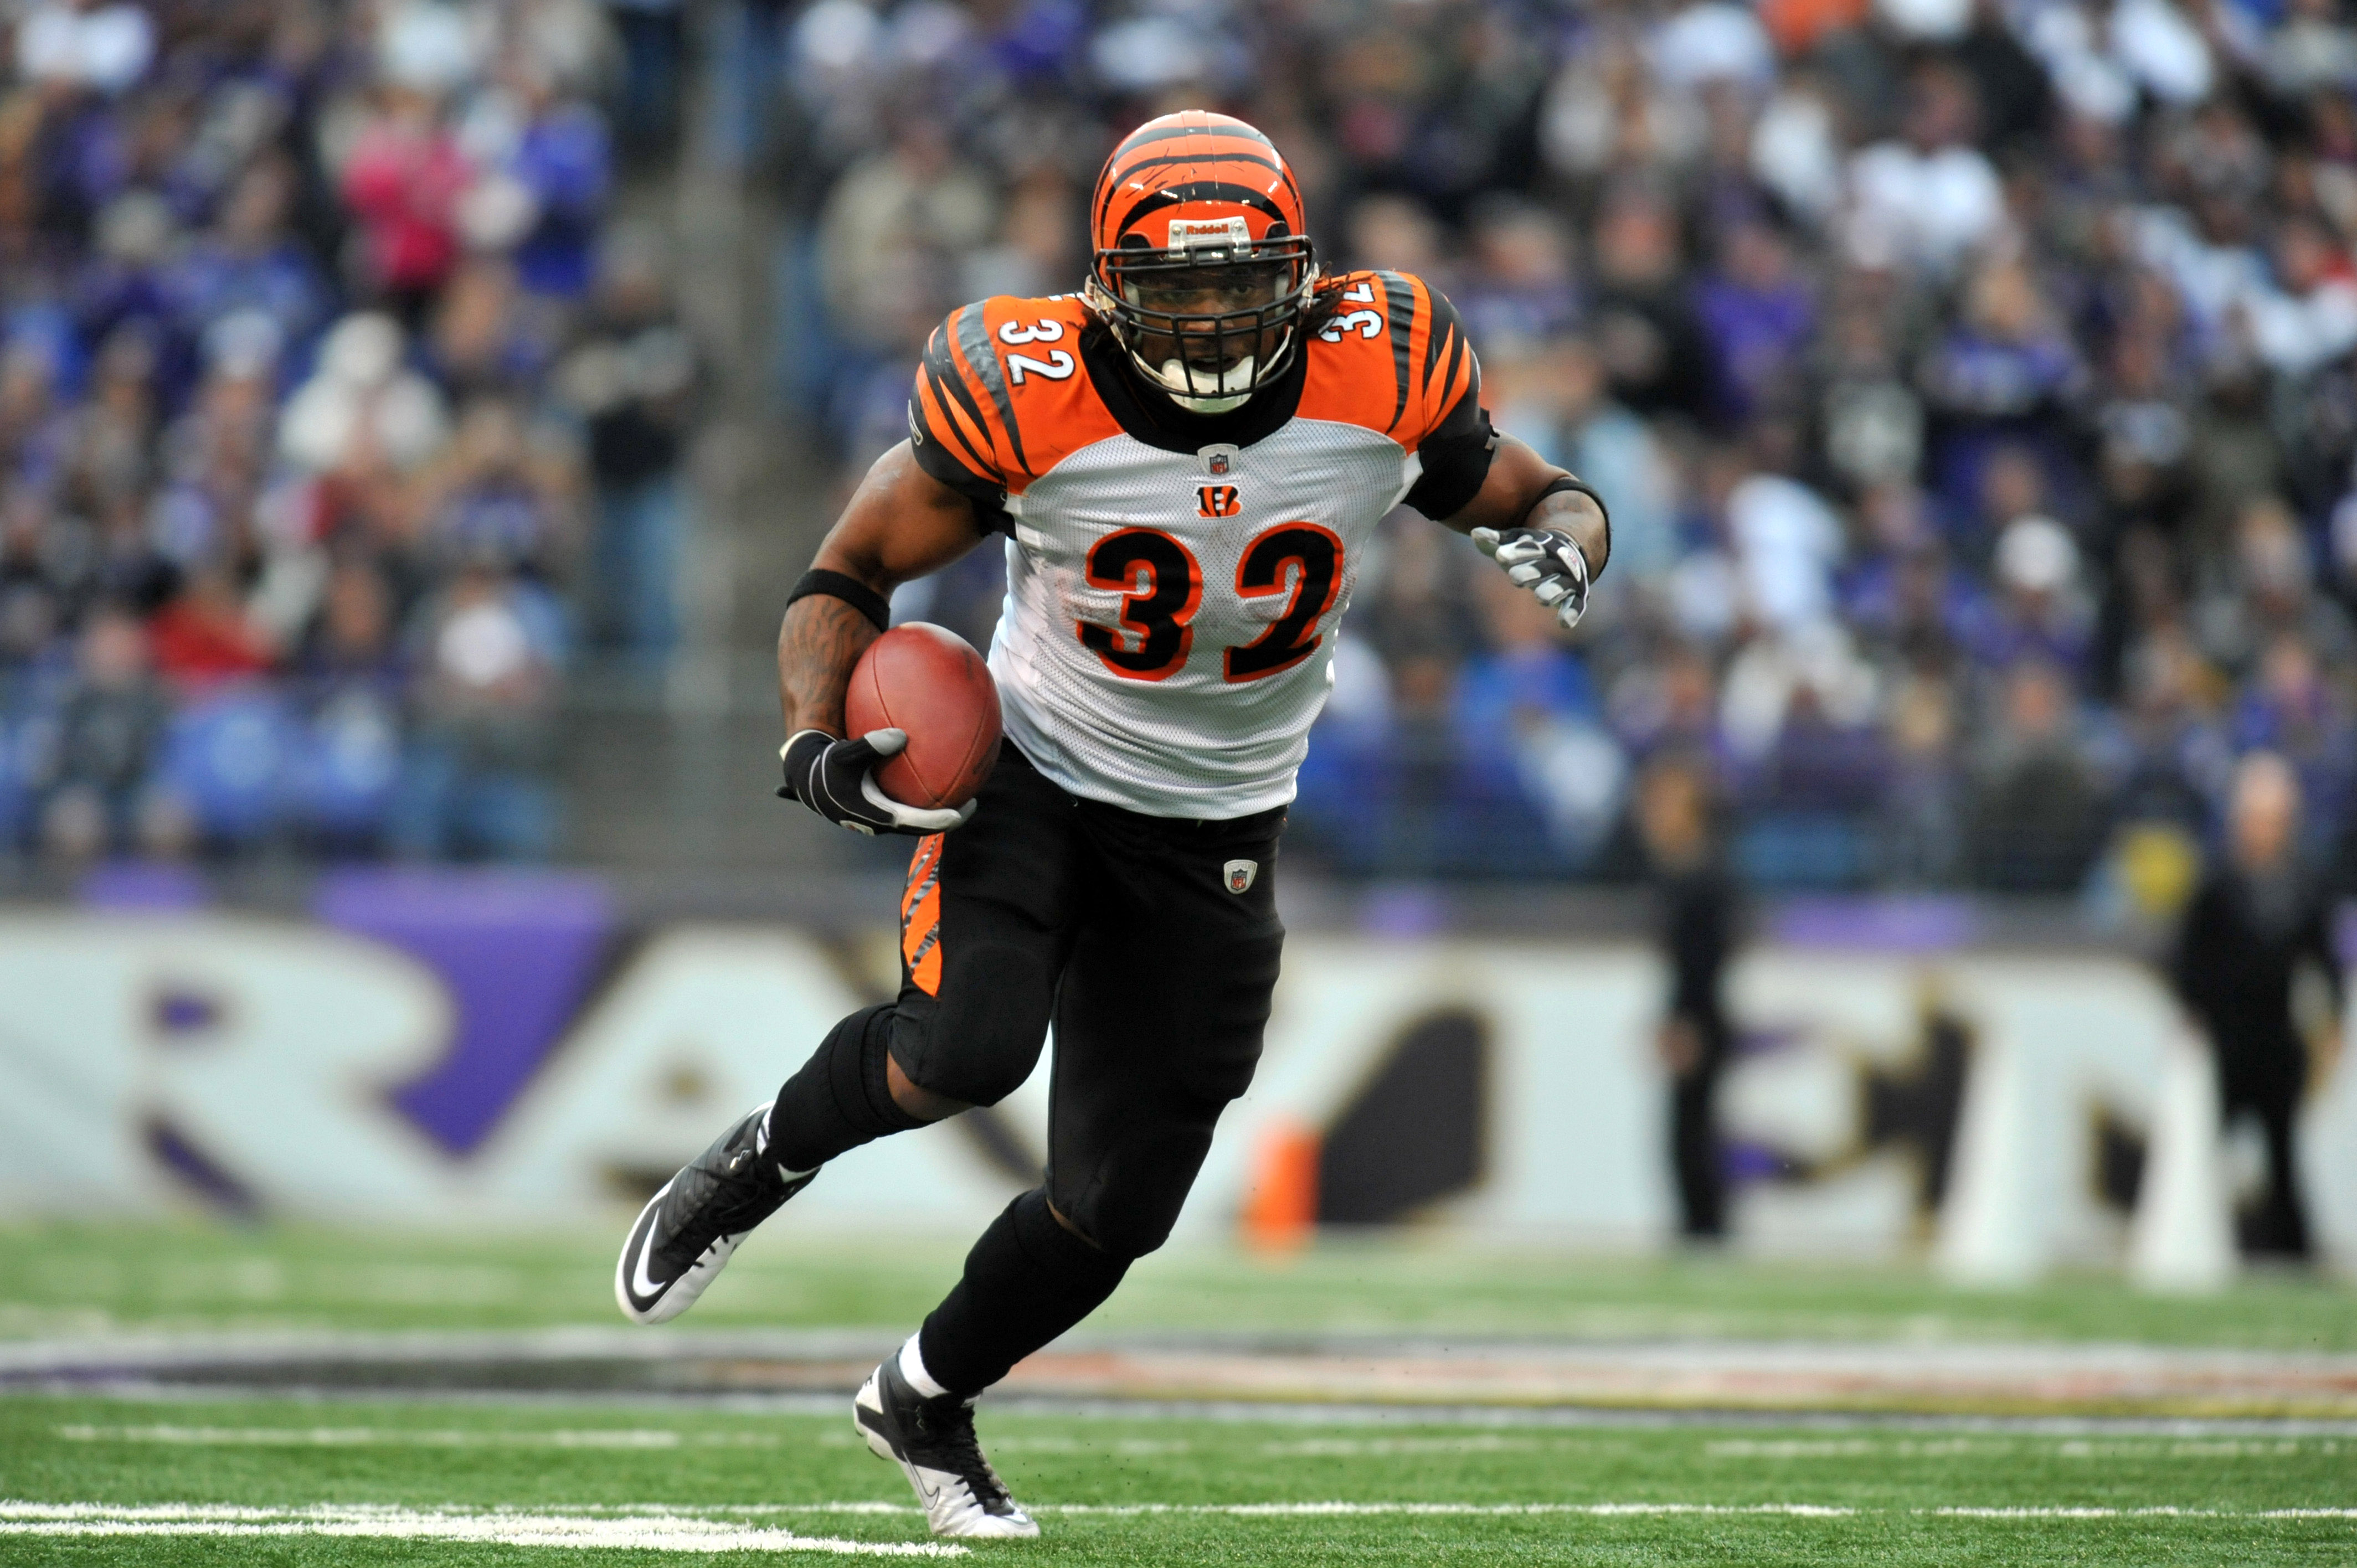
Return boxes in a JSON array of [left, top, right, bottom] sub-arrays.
[[908, 272, 1489, 819]]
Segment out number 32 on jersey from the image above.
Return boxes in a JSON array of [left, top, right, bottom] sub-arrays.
[[1079, 524, 1343, 684]]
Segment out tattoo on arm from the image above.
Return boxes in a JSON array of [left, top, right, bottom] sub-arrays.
[[777, 594, 881, 739]]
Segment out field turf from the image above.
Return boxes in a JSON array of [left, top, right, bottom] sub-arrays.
[[1, 1224, 2351, 1563], [2, 1393, 2351, 1564]]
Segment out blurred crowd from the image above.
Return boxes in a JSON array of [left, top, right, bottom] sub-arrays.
[[777, 0, 2357, 898], [0, 0, 697, 867]]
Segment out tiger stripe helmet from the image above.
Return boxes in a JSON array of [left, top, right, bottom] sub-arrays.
[[1086, 111, 1319, 414]]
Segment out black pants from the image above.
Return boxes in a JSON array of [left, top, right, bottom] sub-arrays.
[[887, 745, 1286, 1258], [1670, 1053, 1726, 1240], [2220, 1044, 2311, 1259]]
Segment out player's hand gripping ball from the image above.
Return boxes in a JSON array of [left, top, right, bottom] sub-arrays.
[[779, 623, 1002, 837], [1471, 525, 1591, 631]]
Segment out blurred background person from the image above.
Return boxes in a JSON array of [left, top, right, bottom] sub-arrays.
[[2169, 751, 2343, 1261], [1638, 755, 1742, 1243]]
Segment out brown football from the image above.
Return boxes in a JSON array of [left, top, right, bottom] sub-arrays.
[[843, 622, 1003, 811]]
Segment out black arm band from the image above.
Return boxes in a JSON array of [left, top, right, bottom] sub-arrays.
[[787, 569, 892, 633]]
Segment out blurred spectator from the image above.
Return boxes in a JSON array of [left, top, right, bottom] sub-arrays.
[[1454, 198, 1578, 358], [17, 0, 154, 96], [1959, 514, 2094, 677], [1457, 571, 1620, 863], [279, 312, 452, 478], [1693, 218, 1815, 427], [167, 158, 334, 374], [418, 396, 575, 579], [1967, 660, 2109, 890], [341, 82, 473, 323], [148, 563, 272, 688], [607, 0, 687, 164], [1845, 61, 2006, 276], [1877, 672, 1964, 883], [1491, 335, 1672, 587], [481, 61, 613, 301], [26, 605, 179, 861], [557, 251, 697, 663], [430, 261, 555, 398], [2169, 752, 2341, 1260], [1918, 260, 2085, 517], [1587, 184, 1711, 421], [1638, 756, 1740, 1241], [395, 563, 564, 859], [1725, 452, 1845, 633], [295, 558, 406, 853]]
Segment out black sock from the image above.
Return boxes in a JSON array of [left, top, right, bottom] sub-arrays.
[[917, 1188, 1129, 1396], [765, 1004, 929, 1172]]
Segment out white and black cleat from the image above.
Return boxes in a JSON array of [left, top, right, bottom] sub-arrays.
[[614, 1102, 813, 1325], [855, 1357, 1039, 1539]]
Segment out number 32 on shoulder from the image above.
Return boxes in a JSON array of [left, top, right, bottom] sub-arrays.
[[997, 319, 1074, 384]]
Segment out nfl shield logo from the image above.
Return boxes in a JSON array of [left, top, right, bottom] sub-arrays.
[[1200, 443, 1238, 477], [1223, 859, 1258, 894]]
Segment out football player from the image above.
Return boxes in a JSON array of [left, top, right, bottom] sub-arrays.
[[616, 111, 1608, 1538]]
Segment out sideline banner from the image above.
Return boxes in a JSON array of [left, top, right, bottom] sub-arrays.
[[0, 874, 2350, 1272]]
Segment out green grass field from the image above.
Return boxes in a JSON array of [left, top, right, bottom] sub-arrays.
[[3, 1220, 2351, 1348], [1, 1223, 2351, 1564], [3, 1393, 2351, 1564]]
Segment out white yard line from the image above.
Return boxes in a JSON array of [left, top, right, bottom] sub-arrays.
[[6, 1497, 2350, 1549], [0, 1503, 959, 1555], [638, 1500, 2357, 1522], [1932, 1506, 2357, 1519]]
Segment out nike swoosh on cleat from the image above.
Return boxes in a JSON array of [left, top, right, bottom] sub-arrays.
[[626, 1185, 675, 1306]]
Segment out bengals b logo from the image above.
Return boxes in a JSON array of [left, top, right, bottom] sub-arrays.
[[1196, 484, 1241, 518]]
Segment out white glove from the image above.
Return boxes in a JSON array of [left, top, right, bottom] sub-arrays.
[[1471, 525, 1591, 630]]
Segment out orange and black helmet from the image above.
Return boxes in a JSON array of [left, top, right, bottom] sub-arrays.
[[1085, 111, 1319, 414]]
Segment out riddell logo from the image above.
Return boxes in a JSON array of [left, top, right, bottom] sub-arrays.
[[1196, 484, 1241, 518]]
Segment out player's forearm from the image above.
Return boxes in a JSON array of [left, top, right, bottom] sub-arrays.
[[777, 592, 880, 739], [1525, 486, 1609, 581], [1443, 436, 1609, 580], [779, 442, 990, 738]]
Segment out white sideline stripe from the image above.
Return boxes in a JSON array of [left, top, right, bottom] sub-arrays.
[[0, 1504, 960, 1556]]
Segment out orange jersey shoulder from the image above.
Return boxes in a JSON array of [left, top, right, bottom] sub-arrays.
[[1296, 270, 1479, 450], [908, 295, 1120, 497]]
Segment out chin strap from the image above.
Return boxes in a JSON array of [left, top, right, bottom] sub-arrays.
[[1082, 276, 1315, 414]]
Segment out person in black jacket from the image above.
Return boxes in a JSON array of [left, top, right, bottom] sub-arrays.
[[2170, 752, 2343, 1260], [1639, 756, 1740, 1241]]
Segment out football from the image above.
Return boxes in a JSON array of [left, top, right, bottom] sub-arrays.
[[843, 622, 1002, 811]]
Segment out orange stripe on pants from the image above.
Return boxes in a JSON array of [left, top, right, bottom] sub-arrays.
[[900, 833, 945, 996]]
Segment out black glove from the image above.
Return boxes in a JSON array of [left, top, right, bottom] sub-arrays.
[[1471, 525, 1591, 630], [778, 728, 977, 837]]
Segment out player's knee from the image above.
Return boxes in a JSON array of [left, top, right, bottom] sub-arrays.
[[892, 942, 1055, 1107], [1072, 1196, 1185, 1261], [891, 1041, 1033, 1109], [1053, 1137, 1212, 1261]]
